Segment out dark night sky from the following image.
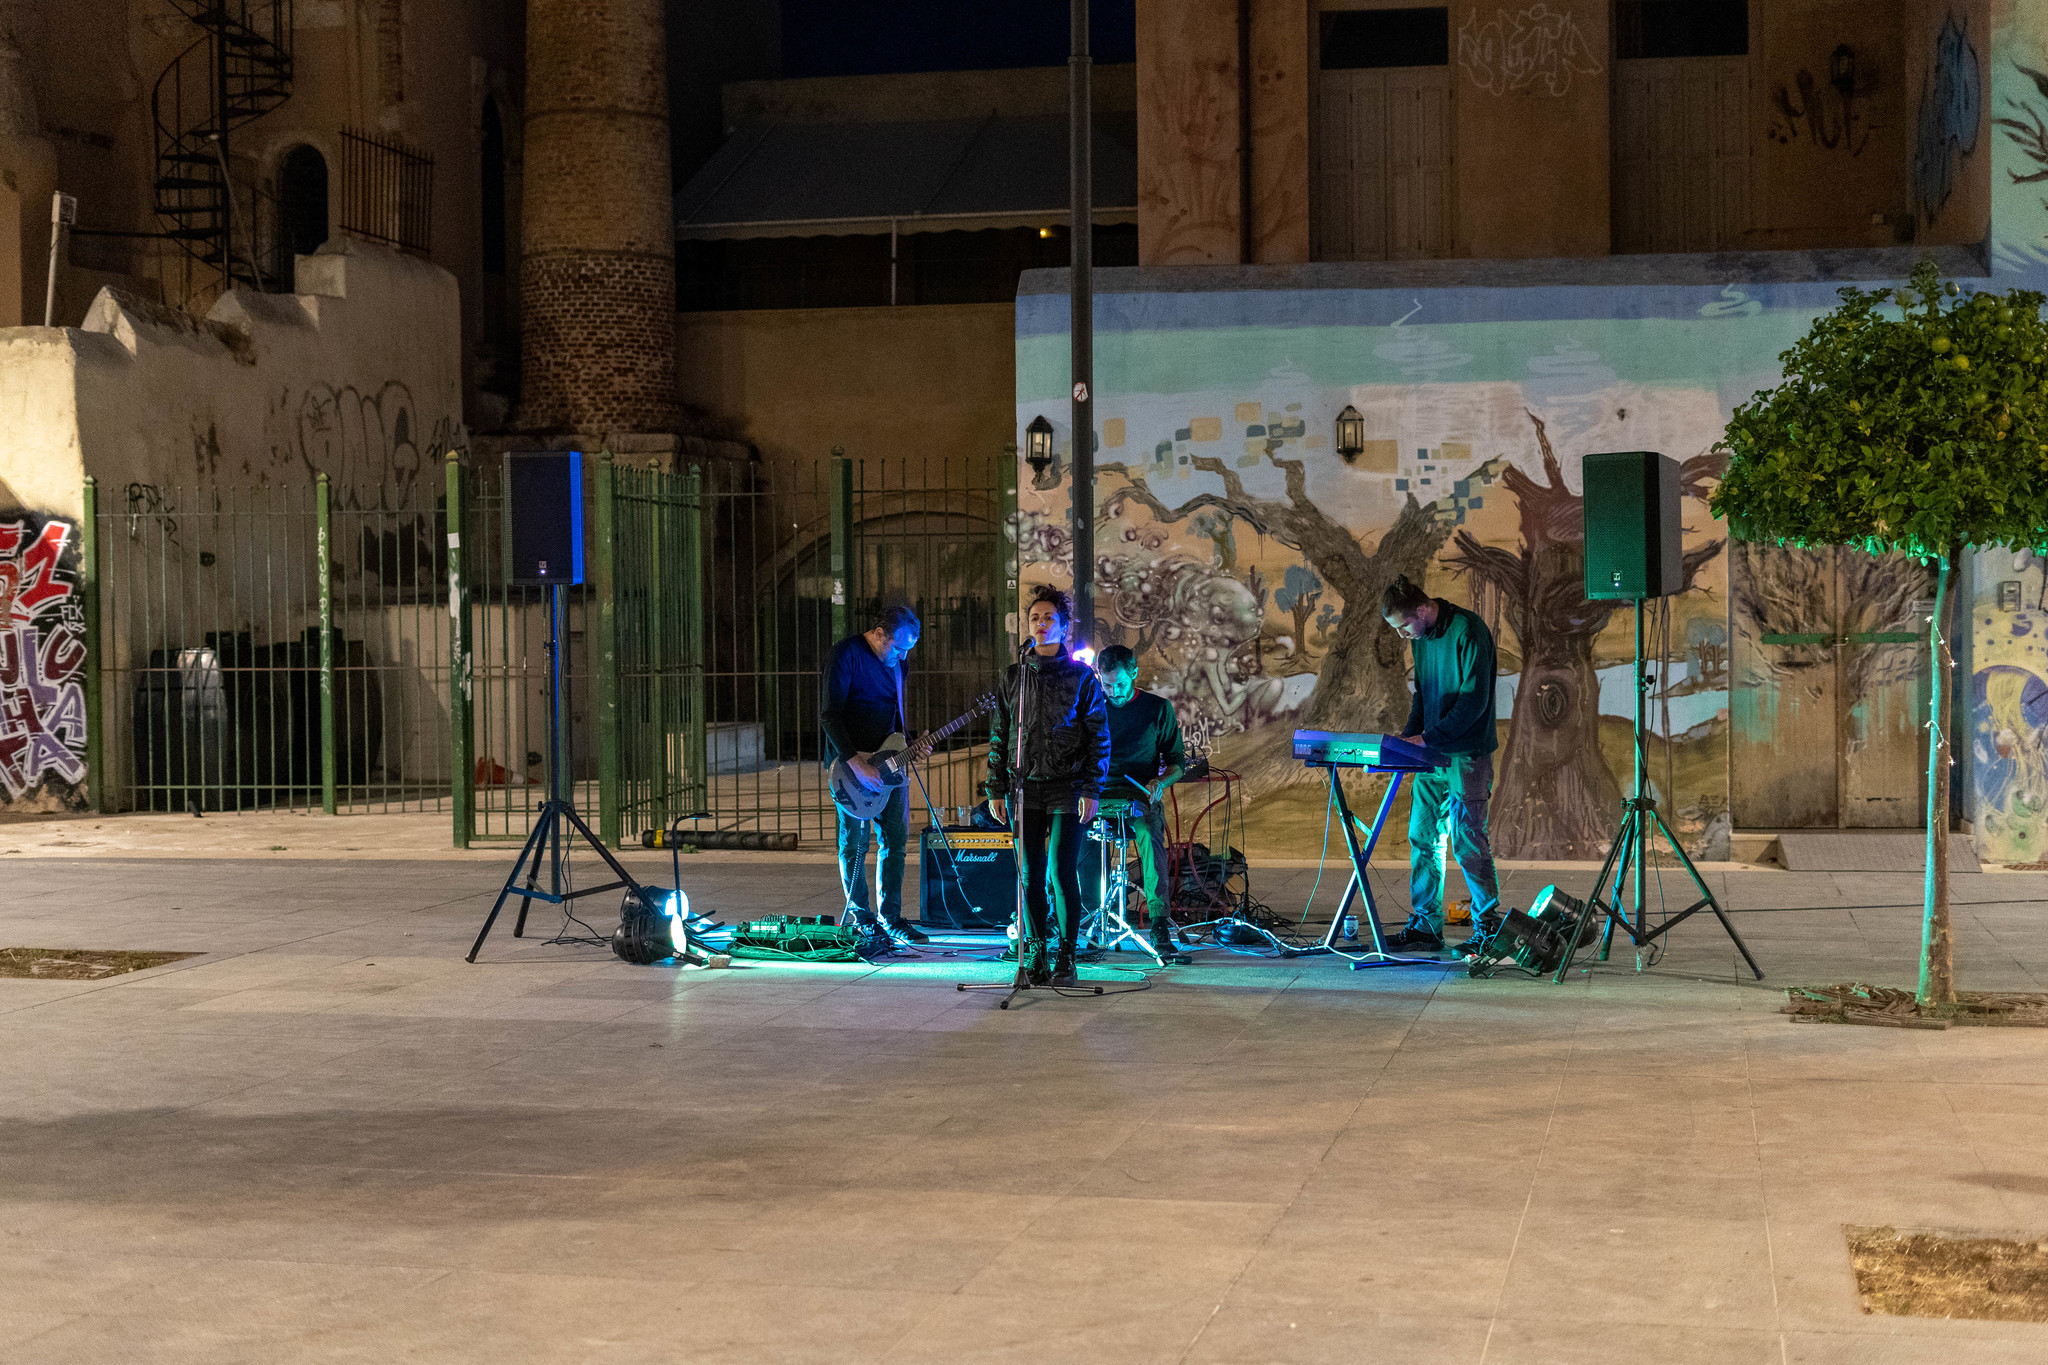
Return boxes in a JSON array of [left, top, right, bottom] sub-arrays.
[[777, 0, 1138, 78]]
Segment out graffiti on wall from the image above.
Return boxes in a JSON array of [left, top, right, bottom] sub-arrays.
[[0, 516, 88, 809], [1769, 53, 1873, 155], [1915, 15, 1984, 221], [1457, 5, 1603, 99], [266, 379, 467, 510]]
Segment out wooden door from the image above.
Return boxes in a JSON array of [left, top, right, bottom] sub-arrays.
[[1612, 55, 1748, 253], [1317, 67, 1446, 262], [1386, 67, 1449, 259], [1730, 545, 1932, 829]]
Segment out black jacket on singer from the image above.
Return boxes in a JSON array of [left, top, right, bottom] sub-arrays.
[[985, 648, 1110, 810]]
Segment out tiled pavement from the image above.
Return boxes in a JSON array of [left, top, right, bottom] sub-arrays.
[[2, 854, 2047, 1362]]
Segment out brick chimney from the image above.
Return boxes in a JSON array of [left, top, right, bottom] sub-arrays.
[[516, 0, 677, 433]]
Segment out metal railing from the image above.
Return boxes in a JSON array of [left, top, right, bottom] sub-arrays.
[[91, 473, 453, 815], [340, 126, 434, 256], [80, 451, 1012, 845]]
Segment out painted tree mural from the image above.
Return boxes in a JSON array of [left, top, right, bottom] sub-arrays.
[[1101, 447, 1469, 786], [1443, 412, 1722, 858]]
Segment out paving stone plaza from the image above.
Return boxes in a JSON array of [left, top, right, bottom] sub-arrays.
[[4, 845, 2046, 1362]]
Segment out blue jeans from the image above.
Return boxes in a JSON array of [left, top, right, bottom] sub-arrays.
[[837, 785, 908, 926], [1407, 752, 1501, 936]]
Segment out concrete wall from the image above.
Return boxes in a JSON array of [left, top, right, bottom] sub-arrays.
[[1450, 0, 1610, 258], [675, 301, 1018, 478], [5, 0, 520, 424], [0, 238, 463, 812]]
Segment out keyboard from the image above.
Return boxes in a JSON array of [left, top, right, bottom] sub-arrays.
[[1291, 730, 1446, 772]]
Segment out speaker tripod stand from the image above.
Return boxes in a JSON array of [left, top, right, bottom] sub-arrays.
[[466, 583, 668, 963], [1551, 598, 1762, 982]]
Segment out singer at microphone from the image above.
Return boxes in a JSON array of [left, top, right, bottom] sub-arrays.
[[985, 584, 1109, 989]]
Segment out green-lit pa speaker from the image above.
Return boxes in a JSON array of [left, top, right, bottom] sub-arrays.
[[1582, 451, 1682, 599]]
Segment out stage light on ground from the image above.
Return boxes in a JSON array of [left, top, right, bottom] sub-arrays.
[[666, 890, 692, 956]]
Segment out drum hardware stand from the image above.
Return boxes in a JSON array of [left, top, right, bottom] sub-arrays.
[[1307, 763, 1455, 970], [467, 584, 674, 963], [1551, 598, 1762, 982], [958, 642, 1105, 1007], [1078, 796, 1165, 965]]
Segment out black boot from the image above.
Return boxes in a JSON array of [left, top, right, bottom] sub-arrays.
[[1021, 938, 1052, 987], [1051, 943, 1079, 987]]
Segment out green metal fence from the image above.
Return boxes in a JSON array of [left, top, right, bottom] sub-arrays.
[[93, 473, 454, 815], [84, 450, 1011, 847], [596, 458, 706, 846], [669, 452, 1012, 843]]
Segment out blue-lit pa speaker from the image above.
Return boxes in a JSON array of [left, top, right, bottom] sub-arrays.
[[503, 451, 585, 587], [1582, 450, 1682, 600]]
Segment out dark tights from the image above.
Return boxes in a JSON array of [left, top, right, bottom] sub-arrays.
[[1020, 805, 1085, 953]]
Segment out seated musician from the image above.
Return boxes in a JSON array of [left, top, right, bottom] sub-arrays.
[[1379, 574, 1502, 957], [1093, 645, 1188, 960]]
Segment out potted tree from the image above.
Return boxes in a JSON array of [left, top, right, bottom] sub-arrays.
[[1714, 259, 2048, 1013]]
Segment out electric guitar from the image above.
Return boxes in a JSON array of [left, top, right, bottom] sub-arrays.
[[828, 692, 997, 821]]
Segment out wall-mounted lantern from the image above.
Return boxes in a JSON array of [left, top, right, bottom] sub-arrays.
[[1335, 405, 1366, 463], [1024, 415, 1055, 478]]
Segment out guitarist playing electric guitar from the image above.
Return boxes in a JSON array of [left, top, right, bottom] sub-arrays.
[[820, 605, 925, 950]]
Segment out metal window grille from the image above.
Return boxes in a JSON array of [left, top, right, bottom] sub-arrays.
[[339, 126, 434, 256]]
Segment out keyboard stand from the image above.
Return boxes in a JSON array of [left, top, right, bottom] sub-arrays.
[[1311, 762, 1454, 970]]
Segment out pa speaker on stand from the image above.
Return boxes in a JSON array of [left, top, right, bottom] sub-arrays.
[[466, 452, 694, 966], [1556, 451, 1761, 981]]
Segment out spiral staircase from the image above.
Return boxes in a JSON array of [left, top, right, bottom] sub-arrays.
[[151, 0, 294, 290]]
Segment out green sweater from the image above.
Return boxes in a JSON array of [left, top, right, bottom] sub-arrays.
[[1402, 599, 1498, 756], [1105, 689, 1185, 793]]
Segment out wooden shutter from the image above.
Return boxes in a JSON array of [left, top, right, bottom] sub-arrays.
[[1613, 55, 1749, 253]]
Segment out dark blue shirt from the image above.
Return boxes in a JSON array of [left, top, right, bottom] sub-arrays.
[[819, 634, 904, 762]]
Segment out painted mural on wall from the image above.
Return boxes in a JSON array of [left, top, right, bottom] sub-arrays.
[[0, 514, 88, 811], [1017, 281, 1813, 858], [1976, 7, 2048, 864]]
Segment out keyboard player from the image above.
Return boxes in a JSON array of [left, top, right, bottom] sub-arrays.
[[1379, 574, 1502, 957]]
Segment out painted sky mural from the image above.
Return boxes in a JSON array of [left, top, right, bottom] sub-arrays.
[[1014, 7, 2048, 866]]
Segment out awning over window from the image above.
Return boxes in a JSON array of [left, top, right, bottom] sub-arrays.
[[674, 113, 1138, 240]]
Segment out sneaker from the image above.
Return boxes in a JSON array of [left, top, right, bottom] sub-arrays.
[[1452, 914, 1504, 960], [853, 925, 895, 958], [880, 917, 929, 946], [1384, 925, 1445, 952]]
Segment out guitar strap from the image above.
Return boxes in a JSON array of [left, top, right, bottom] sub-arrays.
[[892, 660, 906, 734]]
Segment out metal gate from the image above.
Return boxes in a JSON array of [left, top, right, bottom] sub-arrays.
[[594, 452, 1012, 846], [90, 472, 456, 815]]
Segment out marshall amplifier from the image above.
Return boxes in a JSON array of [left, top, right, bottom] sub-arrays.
[[919, 828, 1014, 930]]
